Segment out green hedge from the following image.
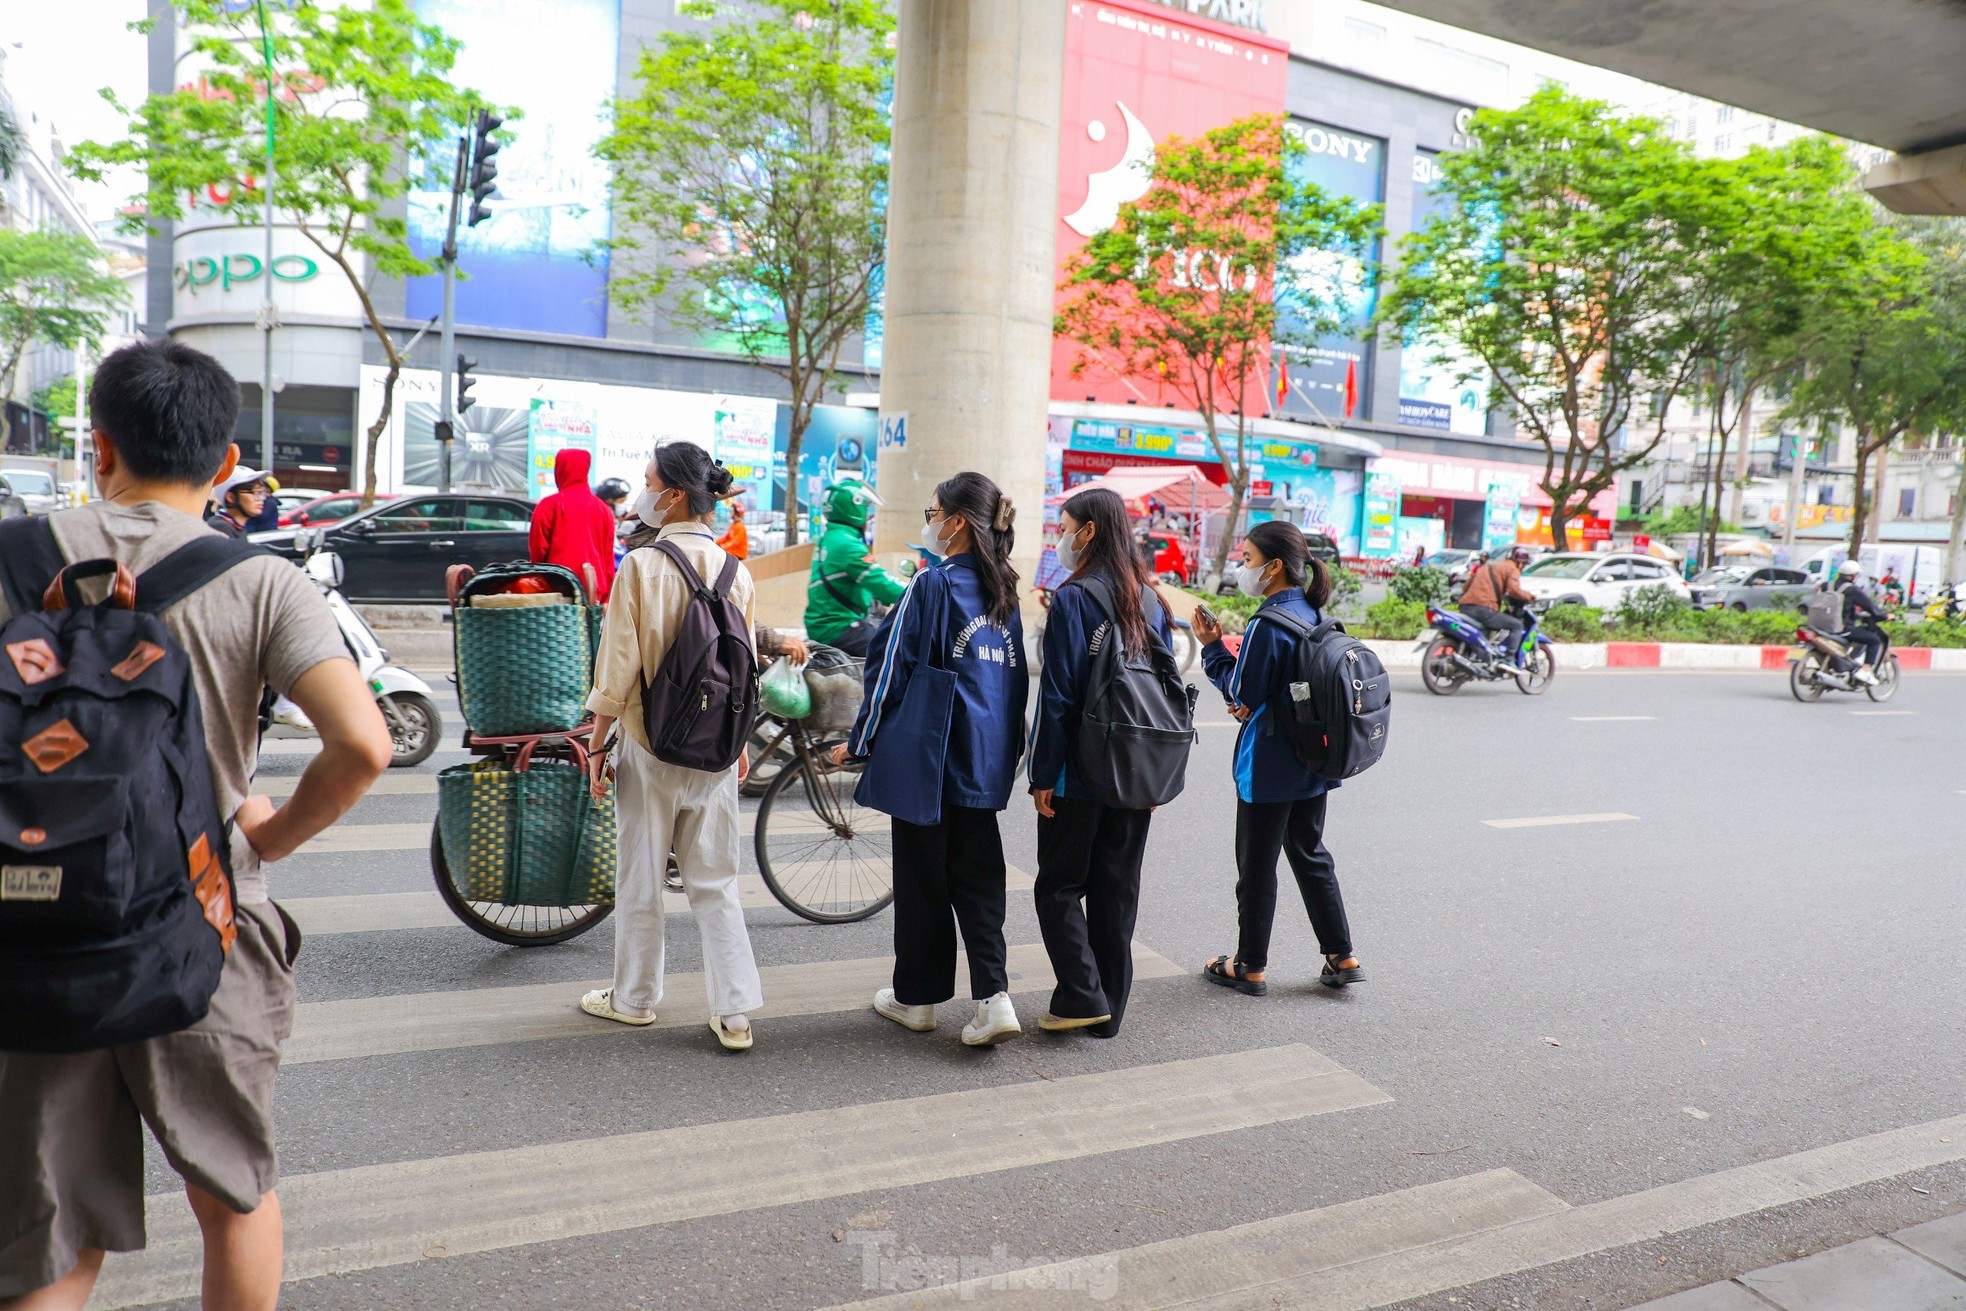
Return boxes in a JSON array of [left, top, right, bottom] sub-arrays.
[[1887, 618, 1966, 648], [1355, 597, 1430, 640], [1541, 603, 1608, 643]]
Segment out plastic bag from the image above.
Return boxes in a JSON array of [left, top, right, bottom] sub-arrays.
[[759, 655, 813, 720]]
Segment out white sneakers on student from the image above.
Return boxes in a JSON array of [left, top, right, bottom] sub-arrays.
[[962, 992, 1022, 1047], [874, 988, 936, 1032], [1855, 666, 1879, 685]]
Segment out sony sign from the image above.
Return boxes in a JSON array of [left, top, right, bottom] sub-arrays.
[[1284, 120, 1377, 167], [1141, 0, 1271, 35]]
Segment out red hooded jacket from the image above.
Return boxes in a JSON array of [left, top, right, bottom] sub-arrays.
[[528, 449, 618, 601]]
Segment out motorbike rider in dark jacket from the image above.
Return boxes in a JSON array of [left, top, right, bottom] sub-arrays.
[[1831, 559, 1889, 684]]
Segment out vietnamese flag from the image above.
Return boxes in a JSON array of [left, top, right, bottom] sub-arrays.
[[1343, 359, 1359, 418]]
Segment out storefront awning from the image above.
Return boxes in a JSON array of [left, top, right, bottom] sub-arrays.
[[1048, 401, 1385, 463], [1062, 464, 1234, 514]]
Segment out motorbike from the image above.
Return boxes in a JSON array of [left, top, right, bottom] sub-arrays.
[[1923, 582, 1960, 623], [1417, 603, 1556, 696], [1789, 618, 1900, 703], [294, 529, 445, 766]]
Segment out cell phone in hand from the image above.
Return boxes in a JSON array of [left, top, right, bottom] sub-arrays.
[[1193, 603, 1219, 630]]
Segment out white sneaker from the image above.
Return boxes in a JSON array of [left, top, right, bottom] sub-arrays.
[[874, 988, 936, 1033], [270, 697, 314, 732], [1856, 667, 1879, 685], [961, 992, 1022, 1047]]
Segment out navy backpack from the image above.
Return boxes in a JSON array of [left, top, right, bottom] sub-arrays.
[[0, 517, 265, 1053]]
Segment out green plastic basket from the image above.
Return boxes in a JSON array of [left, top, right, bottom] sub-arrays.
[[437, 758, 616, 907], [454, 603, 598, 736]]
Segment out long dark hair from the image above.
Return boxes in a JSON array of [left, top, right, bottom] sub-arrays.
[[652, 441, 735, 517], [1245, 520, 1332, 609], [934, 471, 1020, 626], [1060, 487, 1151, 656]]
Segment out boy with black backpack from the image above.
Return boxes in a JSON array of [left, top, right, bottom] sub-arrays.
[[0, 339, 390, 1308]]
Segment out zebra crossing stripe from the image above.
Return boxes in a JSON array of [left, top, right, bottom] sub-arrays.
[[91, 1044, 1389, 1309], [257, 773, 439, 798], [284, 942, 1184, 1065]]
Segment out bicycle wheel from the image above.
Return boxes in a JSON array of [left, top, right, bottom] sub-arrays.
[[1170, 622, 1200, 673], [740, 720, 796, 798], [755, 753, 894, 923], [430, 819, 614, 946]]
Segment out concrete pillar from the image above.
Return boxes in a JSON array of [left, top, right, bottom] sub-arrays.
[[873, 0, 1065, 588]]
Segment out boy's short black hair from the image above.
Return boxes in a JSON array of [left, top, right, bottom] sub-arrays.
[[89, 338, 241, 484]]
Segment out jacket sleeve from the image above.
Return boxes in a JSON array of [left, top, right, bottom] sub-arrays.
[[1846, 585, 1887, 621], [1147, 586, 1175, 649], [1502, 563, 1535, 603], [1202, 637, 1239, 704], [846, 570, 935, 758], [1219, 615, 1282, 711], [1028, 587, 1090, 791], [843, 551, 909, 605], [528, 497, 553, 563], [585, 550, 645, 721]]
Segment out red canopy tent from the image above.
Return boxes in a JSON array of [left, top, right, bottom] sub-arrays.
[[1060, 464, 1233, 514]]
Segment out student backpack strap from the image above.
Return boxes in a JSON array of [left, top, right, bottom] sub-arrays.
[[134, 537, 273, 614], [0, 516, 64, 616]]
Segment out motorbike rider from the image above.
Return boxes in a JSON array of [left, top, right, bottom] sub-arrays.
[[596, 476, 633, 525], [1830, 558, 1889, 684], [1456, 544, 1536, 665], [807, 478, 907, 657]]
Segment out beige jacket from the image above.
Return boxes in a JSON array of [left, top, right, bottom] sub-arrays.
[[586, 521, 757, 752]]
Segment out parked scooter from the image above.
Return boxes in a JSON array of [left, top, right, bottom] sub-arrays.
[[1417, 603, 1556, 696], [294, 529, 444, 766], [1923, 581, 1960, 623], [1790, 618, 1900, 703]]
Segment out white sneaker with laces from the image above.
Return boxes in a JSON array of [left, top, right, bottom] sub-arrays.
[[1856, 666, 1879, 685], [874, 988, 936, 1032], [961, 992, 1022, 1047]]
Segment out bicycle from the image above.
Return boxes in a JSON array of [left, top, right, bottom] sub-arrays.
[[752, 713, 893, 923]]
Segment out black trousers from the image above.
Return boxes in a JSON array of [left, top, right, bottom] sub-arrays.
[[1234, 795, 1351, 970], [1460, 604, 1524, 660], [1035, 795, 1152, 1032], [830, 616, 880, 658], [1846, 627, 1884, 667], [890, 806, 1010, 1005]]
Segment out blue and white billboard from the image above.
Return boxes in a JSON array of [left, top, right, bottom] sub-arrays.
[[406, 0, 619, 337]]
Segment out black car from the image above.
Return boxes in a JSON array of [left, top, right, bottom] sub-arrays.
[[254, 494, 536, 603]]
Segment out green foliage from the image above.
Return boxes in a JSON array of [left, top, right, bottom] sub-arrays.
[[0, 108, 22, 180], [71, 0, 496, 501], [1887, 618, 1966, 649], [0, 230, 127, 447], [1357, 598, 1428, 641], [1325, 563, 1363, 613], [1386, 564, 1452, 607], [599, 0, 892, 545], [1540, 603, 1607, 643], [29, 377, 81, 455], [1057, 113, 1380, 576], [1612, 583, 1695, 631], [1640, 504, 1737, 538]]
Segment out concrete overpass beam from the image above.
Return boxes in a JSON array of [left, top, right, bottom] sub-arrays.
[[1866, 144, 1966, 216]]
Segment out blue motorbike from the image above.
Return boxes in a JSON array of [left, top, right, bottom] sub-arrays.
[[1416, 604, 1556, 696]]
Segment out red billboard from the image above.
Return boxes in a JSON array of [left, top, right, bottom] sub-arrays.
[[1052, 0, 1290, 406]]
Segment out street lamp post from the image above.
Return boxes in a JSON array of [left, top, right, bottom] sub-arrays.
[[254, 0, 277, 477]]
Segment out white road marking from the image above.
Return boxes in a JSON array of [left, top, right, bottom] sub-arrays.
[[1568, 716, 1657, 722], [1482, 812, 1639, 830], [285, 942, 1184, 1065], [297, 822, 433, 855], [93, 1045, 1389, 1310], [1849, 710, 1916, 716], [822, 1171, 1568, 1310], [256, 773, 439, 798]]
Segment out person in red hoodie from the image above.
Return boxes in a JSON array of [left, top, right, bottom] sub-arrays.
[[529, 448, 618, 601]]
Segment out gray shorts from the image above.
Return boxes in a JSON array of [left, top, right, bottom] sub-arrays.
[[0, 901, 300, 1297]]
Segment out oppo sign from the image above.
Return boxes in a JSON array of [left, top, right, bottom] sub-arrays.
[[174, 252, 321, 295]]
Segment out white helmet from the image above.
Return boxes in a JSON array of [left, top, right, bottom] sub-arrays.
[[1836, 559, 1862, 577]]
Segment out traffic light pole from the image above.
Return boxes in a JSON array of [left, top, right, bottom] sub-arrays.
[[436, 136, 466, 495]]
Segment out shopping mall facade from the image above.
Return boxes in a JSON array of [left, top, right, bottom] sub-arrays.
[[146, 0, 1615, 559]]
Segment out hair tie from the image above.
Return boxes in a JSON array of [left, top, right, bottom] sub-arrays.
[[993, 497, 1015, 533]]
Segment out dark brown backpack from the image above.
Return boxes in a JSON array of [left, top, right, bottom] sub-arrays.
[[638, 540, 757, 771]]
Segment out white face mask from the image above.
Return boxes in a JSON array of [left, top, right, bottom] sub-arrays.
[[1235, 560, 1271, 598], [633, 486, 673, 529], [922, 513, 958, 558], [1055, 524, 1089, 574]]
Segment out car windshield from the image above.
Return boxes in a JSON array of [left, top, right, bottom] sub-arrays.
[[1425, 551, 1468, 566], [1522, 556, 1598, 580], [307, 498, 363, 522], [4, 471, 53, 495], [1692, 567, 1748, 586]]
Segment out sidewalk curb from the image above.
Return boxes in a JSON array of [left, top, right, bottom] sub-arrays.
[[1366, 639, 1966, 672]]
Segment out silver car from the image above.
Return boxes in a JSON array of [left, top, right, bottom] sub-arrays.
[[1690, 565, 1814, 612]]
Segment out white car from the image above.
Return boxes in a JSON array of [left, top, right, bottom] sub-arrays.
[[1517, 552, 1693, 609]]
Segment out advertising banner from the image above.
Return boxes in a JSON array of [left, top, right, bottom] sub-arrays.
[[1052, 0, 1290, 406], [526, 396, 598, 501], [1481, 485, 1520, 552], [1396, 148, 1491, 437], [711, 396, 778, 511], [1362, 471, 1400, 557], [1275, 119, 1384, 425]]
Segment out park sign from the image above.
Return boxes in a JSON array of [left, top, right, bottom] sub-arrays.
[[1140, 0, 1273, 34]]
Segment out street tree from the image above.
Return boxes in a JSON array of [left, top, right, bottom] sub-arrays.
[[1055, 113, 1380, 580], [599, 0, 892, 546], [1783, 215, 1966, 558], [0, 228, 127, 451], [71, 0, 494, 505], [1380, 88, 1729, 550]]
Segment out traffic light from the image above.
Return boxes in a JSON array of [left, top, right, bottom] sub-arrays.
[[466, 109, 503, 227], [456, 355, 477, 415]]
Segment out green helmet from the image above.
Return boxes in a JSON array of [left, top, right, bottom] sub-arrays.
[[823, 478, 881, 529]]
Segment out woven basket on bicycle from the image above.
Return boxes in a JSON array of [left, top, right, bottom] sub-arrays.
[[449, 561, 603, 737], [437, 751, 616, 907], [801, 646, 864, 734]]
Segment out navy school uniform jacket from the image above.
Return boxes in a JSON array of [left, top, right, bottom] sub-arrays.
[[846, 554, 1029, 813], [1027, 575, 1175, 800], [1200, 588, 1333, 805]]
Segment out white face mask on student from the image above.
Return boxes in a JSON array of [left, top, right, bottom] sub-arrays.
[[633, 487, 675, 529], [1235, 560, 1272, 598], [922, 514, 959, 558], [1055, 524, 1089, 574]]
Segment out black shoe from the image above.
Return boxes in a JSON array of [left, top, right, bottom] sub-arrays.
[[1320, 956, 1364, 988]]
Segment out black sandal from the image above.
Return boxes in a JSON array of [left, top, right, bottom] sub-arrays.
[[1204, 955, 1268, 996], [1320, 955, 1363, 988]]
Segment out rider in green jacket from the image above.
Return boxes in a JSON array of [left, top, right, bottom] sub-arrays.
[[807, 479, 907, 655]]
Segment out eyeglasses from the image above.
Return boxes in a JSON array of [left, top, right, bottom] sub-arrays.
[[922, 506, 942, 525]]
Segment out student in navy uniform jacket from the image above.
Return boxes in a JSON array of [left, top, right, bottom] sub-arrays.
[[1027, 488, 1173, 1038], [836, 472, 1030, 1047], [1193, 520, 1364, 996]]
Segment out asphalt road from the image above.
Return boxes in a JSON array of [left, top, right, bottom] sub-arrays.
[[110, 668, 1966, 1310]]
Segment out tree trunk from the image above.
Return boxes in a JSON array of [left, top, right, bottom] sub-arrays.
[[362, 362, 400, 510], [1213, 473, 1247, 586], [1547, 497, 1571, 553], [1726, 385, 1754, 526], [1947, 451, 1966, 587], [783, 399, 807, 548], [1868, 444, 1889, 544], [1705, 425, 1729, 566], [1847, 438, 1873, 557]]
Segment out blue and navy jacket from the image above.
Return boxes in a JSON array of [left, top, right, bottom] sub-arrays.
[[1028, 576, 1174, 799], [847, 555, 1029, 812], [1201, 589, 1333, 805]]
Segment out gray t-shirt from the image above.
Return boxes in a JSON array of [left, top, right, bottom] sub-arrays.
[[0, 501, 350, 903]]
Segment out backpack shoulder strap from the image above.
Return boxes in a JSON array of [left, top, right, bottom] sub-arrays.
[[649, 538, 707, 592], [711, 548, 741, 600], [1075, 574, 1117, 622], [0, 516, 63, 616], [133, 536, 273, 614], [1259, 605, 1314, 641]]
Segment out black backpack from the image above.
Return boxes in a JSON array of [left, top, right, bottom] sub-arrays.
[[1261, 609, 1391, 781], [0, 517, 266, 1053], [1071, 577, 1198, 809], [637, 539, 758, 771]]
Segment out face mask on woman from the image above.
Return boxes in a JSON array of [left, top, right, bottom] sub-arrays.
[[922, 513, 959, 558], [1235, 559, 1272, 598], [1055, 523, 1089, 574], [633, 486, 675, 529]]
